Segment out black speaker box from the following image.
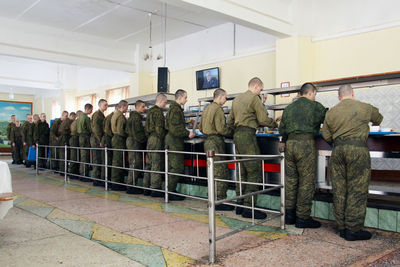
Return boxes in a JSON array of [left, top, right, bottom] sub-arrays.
[[158, 67, 169, 93]]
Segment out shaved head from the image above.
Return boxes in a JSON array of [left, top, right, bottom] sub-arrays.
[[338, 85, 353, 98]]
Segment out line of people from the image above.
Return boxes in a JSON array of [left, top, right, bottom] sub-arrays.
[[8, 77, 382, 241]]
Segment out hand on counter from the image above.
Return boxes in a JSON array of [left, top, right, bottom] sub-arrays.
[[188, 131, 196, 139]]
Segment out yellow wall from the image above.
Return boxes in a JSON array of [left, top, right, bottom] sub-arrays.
[[312, 26, 400, 81], [154, 51, 276, 106]]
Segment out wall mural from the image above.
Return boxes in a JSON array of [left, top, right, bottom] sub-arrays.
[[0, 100, 32, 150]]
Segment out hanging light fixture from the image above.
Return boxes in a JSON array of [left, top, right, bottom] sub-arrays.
[[143, 12, 163, 61]]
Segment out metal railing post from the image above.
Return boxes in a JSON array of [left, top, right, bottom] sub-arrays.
[[164, 148, 169, 203], [105, 147, 108, 191], [207, 150, 216, 264], [35, 143, 38, 175], [280, 145, 286, 230], [64, 144, 68, 182]]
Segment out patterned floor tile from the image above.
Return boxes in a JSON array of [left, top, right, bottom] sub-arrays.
[[91, 224, 153, 246], [17, 205, 54, 218], [162, 203, 207, 215], [49, 218, 94, 239], [47, 208, 91, 222], [86, 188, 120, 201], [98, 242, 166, 267], [171, 213, 228, 228], [161, 248, 195, 267]]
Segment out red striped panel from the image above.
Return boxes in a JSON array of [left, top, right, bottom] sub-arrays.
[[227, 163, 281, 173], [184, 159, 192, 166], [193, 159, 207, 167]]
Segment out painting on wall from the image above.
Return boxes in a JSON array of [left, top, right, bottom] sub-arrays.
[[0, 100, 33, 150]]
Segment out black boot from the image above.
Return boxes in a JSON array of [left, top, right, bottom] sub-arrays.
[[235, 201, 244, 215], [127, 187, 144, 194], [285, 209, 296, 225], [150, 190, 165, 198], [215, 204, 235, 211], [241, 208, 267, 219], [339, 229, 346, 238], [295, 217, 321, 229], [93, 181, 105, 187], [168, 193, 185, 201], [143, 190, 151, 196], [344, 229, 372, 241], [111, 184, 126, 191]]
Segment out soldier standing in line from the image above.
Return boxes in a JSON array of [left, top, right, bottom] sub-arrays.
[[163, 89, 195, 200], [50, 111, 68, 172], [126, 100, 147, 194], [10, 120, 24, 164], [322, 85, 383, 241], [279, 83, 326, 228], [34, 113, 50, 168], [91, 99, 108, 186], [111, 100, 128, 191], [102, 107, 115, 183], [227, 77, 278, 219], [143, 93, 167, 196], [77, 104, 93, 181], [7, 115, 17, 164], [199, 88, 234, 210], [21, 114, 33, 167], [58, 112, 76, 175], [69, 110, 82, 179], [29, 114, 40, 169]]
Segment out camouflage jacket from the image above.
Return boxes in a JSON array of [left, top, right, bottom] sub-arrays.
[[165, 101, 189, 138], [21, 121, 34, 144], [50, 119, 62, 139], [145, 105, 166, 139], [111, 110, 127, 137], [91, 110, 105, 142], [126, 111, 146, 143], [58, 118, 73, 136], [77, 113, 91, 135], [103, 112, 114, 137], [199, 102, 233, 137], [279, 97, 326, 142]]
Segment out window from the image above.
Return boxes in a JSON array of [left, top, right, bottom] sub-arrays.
[[106, 86, 129, 106], [76, 94, 96, 112], [51, 101, 61, 119]]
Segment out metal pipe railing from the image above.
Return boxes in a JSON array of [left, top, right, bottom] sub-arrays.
[[34, 144, 285, 264]]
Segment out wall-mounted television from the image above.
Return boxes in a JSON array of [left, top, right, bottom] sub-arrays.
[[196, 67, 220, 90]]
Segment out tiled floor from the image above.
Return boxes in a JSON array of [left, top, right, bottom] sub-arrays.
[[3, 161, 400, 266]]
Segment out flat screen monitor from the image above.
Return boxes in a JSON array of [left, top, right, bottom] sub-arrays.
[[196, 67, 220, 90]]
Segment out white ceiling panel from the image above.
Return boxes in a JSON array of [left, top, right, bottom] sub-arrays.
[[0, 0, 39, 18]]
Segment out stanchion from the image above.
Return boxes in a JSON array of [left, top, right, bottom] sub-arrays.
[[105, 146, 108, 191], [165, 148, 169, 203], [35, 143, 38, 175], [64, 144, 68, 182], [207, 150, 216, 264]]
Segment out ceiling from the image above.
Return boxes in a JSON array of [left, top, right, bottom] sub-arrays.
[[0, 0, 227, 47]]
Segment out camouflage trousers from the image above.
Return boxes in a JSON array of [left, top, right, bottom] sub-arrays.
[[165, 133, 185, 192], [11, 142, 16, 162], [23, 143, 32, 163], [126, 137, 145, 186], [111, 135, 127, 183], [90, 135, 103, 180], [285, 138, 317, 220], [330, 142, 370, 232], [68, 135, 79, 174], [143, 134, 164, 189], [58, 135, 70, 174], [50, 137, 59, 170], [13, 137, 24, 163], [204, 135, 229, 199], [101, 135, 113, 181], [79, 134, 91, 177], [233, 127, 262, 206], [38, 142, 48, 168]]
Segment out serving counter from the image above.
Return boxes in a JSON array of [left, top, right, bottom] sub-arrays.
[[183, 132, 400, 195]]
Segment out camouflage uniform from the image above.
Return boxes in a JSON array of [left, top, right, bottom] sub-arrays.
[[279, 97, 326, 219], [101, 112, 114, 181], [7, 122, 16, 162], [27, 121, 37, 165], [199, 102, 233, 199], [143, 105, 166, 189], [68, 120, 80, 175], [322, 99, 383, 232], [165, 101, 190, 192], [126, 111, 146, 186], [21, 121, 33, 163], [227, 90, 277, 206], [77, 113, 91, 178], [10, 125, 23, 163], [34, 120, 50, 168], [91, 110, 105, 181], [111, 110, 127, 184], [50, 119, 62, 170], [58, 118, 73, 174]]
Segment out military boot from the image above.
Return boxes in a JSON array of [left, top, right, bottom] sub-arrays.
[[285, 209, 296, 225], [215, 204, 235, 211], [295, 217, 321, 228], [241, 208, 267, 220], [344, 229, 372, 241], [127, 187, 143, 194]]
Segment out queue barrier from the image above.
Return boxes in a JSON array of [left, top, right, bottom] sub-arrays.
[[35, 143, 285, 263]]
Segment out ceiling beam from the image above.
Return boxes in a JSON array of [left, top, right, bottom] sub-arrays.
[[162, 0, 294, 37]]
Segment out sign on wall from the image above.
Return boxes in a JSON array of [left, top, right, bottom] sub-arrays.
[[0, 100, 33, 151]]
